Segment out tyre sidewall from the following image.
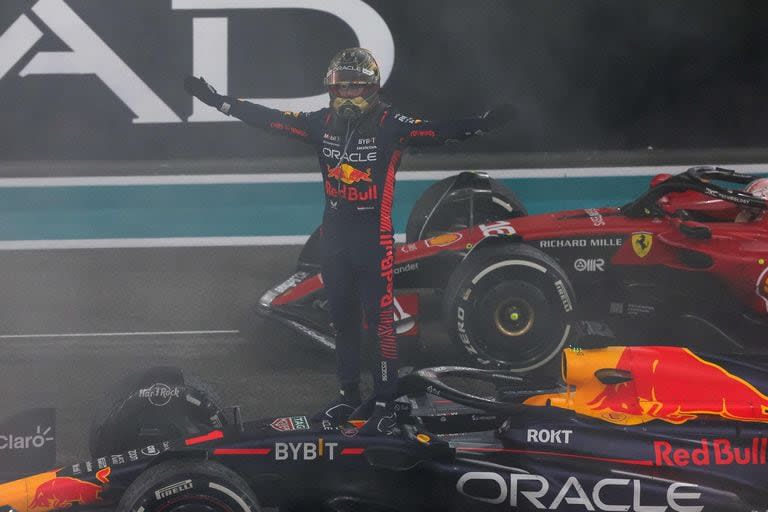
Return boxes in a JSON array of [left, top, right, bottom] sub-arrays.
[[118, 460, 260, 512], [446, 244, 576, 372]]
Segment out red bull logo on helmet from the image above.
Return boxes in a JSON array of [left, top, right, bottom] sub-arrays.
[[525, 346, 768, 426]]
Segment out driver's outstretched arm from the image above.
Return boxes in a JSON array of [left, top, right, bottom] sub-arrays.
[[399, 104, 516, 146], [184, 75, 315, 143]]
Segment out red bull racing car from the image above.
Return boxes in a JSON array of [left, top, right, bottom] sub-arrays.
[[2, 344, 767, 511], [258, 166, 768, 372]]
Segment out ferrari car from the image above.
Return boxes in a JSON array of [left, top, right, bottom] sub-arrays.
[[258, 166, 768, 372], [1, 345, 767, 511]]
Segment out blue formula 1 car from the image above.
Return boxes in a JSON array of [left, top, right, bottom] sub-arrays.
[[1, 345, 766, 511]]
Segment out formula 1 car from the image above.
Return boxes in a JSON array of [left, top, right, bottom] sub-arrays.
[[2, 345, 767, 511], [258, 166, 768, 372]]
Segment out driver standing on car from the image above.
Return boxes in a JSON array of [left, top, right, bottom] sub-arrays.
[[184, 48, 514, 434]]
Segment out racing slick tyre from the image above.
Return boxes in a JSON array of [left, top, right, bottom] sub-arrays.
[[442, 243, 577, 372], [89, 367, 227, 458], [405, 174, 526, 243], [116, 459, 261, 512]]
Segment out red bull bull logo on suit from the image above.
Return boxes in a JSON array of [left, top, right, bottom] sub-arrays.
[[325, 164, 377, 202], [326, 163, 373, 185]]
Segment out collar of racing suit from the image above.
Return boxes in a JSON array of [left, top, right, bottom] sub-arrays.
[[328, 101, 389, 135]]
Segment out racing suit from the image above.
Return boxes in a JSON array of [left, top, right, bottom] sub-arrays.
[[219, 98, 496, 401]]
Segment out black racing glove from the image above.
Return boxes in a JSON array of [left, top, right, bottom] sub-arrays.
[[184, 75, 224, 109], [482, 103, 516, 131]]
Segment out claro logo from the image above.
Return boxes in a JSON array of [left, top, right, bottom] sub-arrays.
[[0, 425, 54, 450], [0, 0, 395, 123]]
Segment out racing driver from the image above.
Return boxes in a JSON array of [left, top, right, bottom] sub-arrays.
[[184, 47, 514, 434], [736, 177, 768, 222]]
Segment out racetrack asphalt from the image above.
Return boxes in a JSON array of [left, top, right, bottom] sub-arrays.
[[0, 245, 343, 466], [0, 245, 472, 468]]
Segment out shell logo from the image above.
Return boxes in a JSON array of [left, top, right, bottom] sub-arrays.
[[425, 232, 462, 248]]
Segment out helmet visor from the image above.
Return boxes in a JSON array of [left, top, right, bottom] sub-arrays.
[[325, 67, 378, 86], [329, 84, 378, 99]]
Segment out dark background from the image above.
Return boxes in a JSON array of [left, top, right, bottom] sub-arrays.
[[2, 0, 768, 162]]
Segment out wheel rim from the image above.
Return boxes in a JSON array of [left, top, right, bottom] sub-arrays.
[[471, 278, 565, 370], [493, 298, 535, 337]]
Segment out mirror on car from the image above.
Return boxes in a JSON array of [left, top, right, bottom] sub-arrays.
[[677, 219, 712, 240]]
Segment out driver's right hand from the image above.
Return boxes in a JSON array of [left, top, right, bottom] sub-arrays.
[[184, 76, 223, 108]]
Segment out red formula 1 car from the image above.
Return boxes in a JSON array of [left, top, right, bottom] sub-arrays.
[[258, 167, 768, 372]]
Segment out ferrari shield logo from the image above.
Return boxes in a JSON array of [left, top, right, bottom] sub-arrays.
[[631, 232, 653, 258]]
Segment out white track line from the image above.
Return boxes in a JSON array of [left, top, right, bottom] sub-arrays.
[[0, 163, 765, 187], [0, 330, 240, 339], [0, 236, 310, 250], [0, 234, 406, 250]]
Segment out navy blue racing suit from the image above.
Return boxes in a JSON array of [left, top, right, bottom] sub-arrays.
[[221, 98, 494, 399]]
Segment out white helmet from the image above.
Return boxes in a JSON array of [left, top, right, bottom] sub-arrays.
[[745, 177, 768, 200]]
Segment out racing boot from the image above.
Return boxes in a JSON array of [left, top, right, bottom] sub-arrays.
[[312, 387, 361, 424], [356, 401, 398, 436]]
